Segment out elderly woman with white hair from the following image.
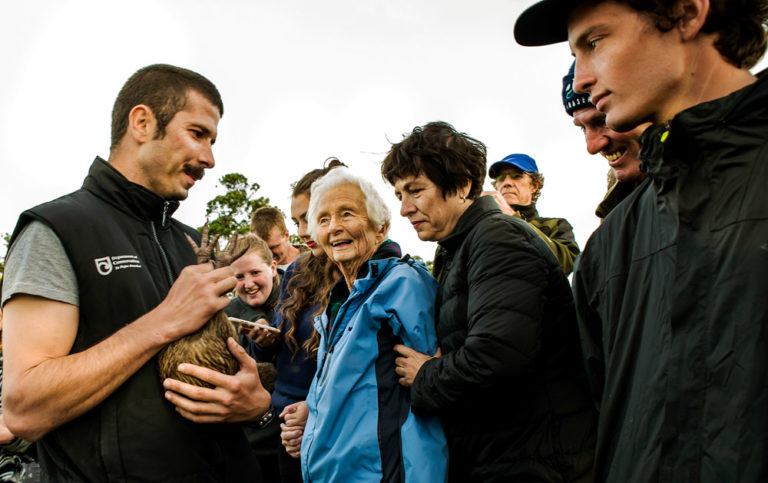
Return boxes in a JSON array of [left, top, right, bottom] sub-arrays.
[[291, 167, 447, 482]]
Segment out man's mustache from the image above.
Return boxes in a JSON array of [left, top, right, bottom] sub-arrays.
[[184, 164, 205, 181]]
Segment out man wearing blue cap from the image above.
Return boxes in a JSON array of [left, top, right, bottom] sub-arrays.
[[515, 0, 768, 481], [489, 153, 580, 274], [562, 61, 647, 219]]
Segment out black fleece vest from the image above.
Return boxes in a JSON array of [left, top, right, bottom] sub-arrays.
[[11, 158, 258, 482]]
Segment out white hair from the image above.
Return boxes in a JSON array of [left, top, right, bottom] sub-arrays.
[[307, 167, 390, 241]]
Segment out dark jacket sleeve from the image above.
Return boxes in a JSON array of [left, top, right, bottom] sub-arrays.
[[571, 242, 606, 410], [411, 217, 550, 411]]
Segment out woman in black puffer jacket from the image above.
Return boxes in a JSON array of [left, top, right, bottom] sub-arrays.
[[381, 121, 596, 483]]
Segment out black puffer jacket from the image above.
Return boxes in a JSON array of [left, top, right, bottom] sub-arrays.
[[412, 196, 596, 482]]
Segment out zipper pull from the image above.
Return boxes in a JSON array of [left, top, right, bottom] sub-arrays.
[[162, 202, 169, 227]]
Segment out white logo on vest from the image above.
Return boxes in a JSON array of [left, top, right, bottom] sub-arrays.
[[94, 255, 143, 276]]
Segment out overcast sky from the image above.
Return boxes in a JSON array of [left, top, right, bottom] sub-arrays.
[[2, 0, 767, 262]]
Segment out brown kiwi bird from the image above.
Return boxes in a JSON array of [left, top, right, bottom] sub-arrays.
[[157, 223, 245, 388]]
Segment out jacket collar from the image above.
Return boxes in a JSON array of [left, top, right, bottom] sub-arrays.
[[513, 203, 538, 221], [438, 196, 500, 252], [83, 157, 180, 224], [346, 239, 402, 289], [639, 67, 768, 182], [595, 179, 645, 219]]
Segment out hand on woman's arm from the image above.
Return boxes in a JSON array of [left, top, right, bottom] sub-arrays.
[[394, 345, 441, 387], [280, 401, 308, 458]]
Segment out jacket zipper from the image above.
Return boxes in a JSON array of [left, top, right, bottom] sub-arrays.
[[304, 292, 355, 483], [317, 302, 351, 385], [151, 203, 174, 287]]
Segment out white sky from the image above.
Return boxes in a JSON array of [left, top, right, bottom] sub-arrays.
[[2, 0, 767, 262]]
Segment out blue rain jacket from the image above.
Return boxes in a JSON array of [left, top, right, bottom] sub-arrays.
[[301, 256, 447, 482]]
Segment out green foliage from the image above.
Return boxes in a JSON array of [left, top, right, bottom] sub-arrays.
[[203, 173, 271, 238], [289, 234, 303, 245], [0, 232, 10, 278]]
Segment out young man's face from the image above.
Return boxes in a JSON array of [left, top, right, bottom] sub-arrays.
[[568, 0, 685, 132], [265, 226, 292, 265], [572, 105, 647, 183], [135, 89, 220, 200]]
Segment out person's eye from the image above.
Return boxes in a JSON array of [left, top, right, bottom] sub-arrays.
[[343, 211, 353, 217], [235, 274, 244, 280], [588, 37, 603, 49], [190, 129, 203, 138], [319, 217, 329, 225]]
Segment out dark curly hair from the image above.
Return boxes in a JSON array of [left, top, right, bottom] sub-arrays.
[[622, 0, 768, 69], [278, 158, 345, 360], [381, 121, 487, 200]]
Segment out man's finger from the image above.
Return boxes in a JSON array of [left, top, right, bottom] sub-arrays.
[[164, 387, 224, 418], [174, 406, 219, 423], [227, 337, 259, 369], [175, 363, 232, 390], [163, 376, 219, 400]]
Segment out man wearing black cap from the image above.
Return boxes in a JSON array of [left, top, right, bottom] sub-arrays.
[[561, 61, 647, 219], [488, 153, 580, 274], [516, 0, 768, 481]]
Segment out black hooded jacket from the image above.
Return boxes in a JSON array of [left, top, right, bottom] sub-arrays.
[[573, 69, 768, 482], [411, 196, 595, 482]]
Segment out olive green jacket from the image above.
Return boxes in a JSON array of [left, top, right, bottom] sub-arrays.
[[514, 204, 580, 275]]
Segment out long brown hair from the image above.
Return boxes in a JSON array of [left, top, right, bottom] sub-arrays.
[[278, 158, 345, 360]]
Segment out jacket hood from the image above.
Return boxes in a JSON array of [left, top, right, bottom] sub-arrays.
[[83, 157, 181, 224]]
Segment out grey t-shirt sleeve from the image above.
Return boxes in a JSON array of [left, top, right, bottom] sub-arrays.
[[1, 221, 79, 307]]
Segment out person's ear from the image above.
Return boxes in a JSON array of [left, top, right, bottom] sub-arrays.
[[127, 104, 156, 144], [270, 260, 278, 276], [375, 222, 389, 244], [461, 179, 472, 199], [677, 0, 709, 41]]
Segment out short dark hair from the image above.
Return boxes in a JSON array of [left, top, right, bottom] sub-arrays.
[[110, 64, 224, 151], [623, 0, 768, 69], [251, 206, 287, 240], [381, 121, 487, 200]]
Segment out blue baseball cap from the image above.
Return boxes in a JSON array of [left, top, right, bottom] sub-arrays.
[[489, 154, 539, 178]]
